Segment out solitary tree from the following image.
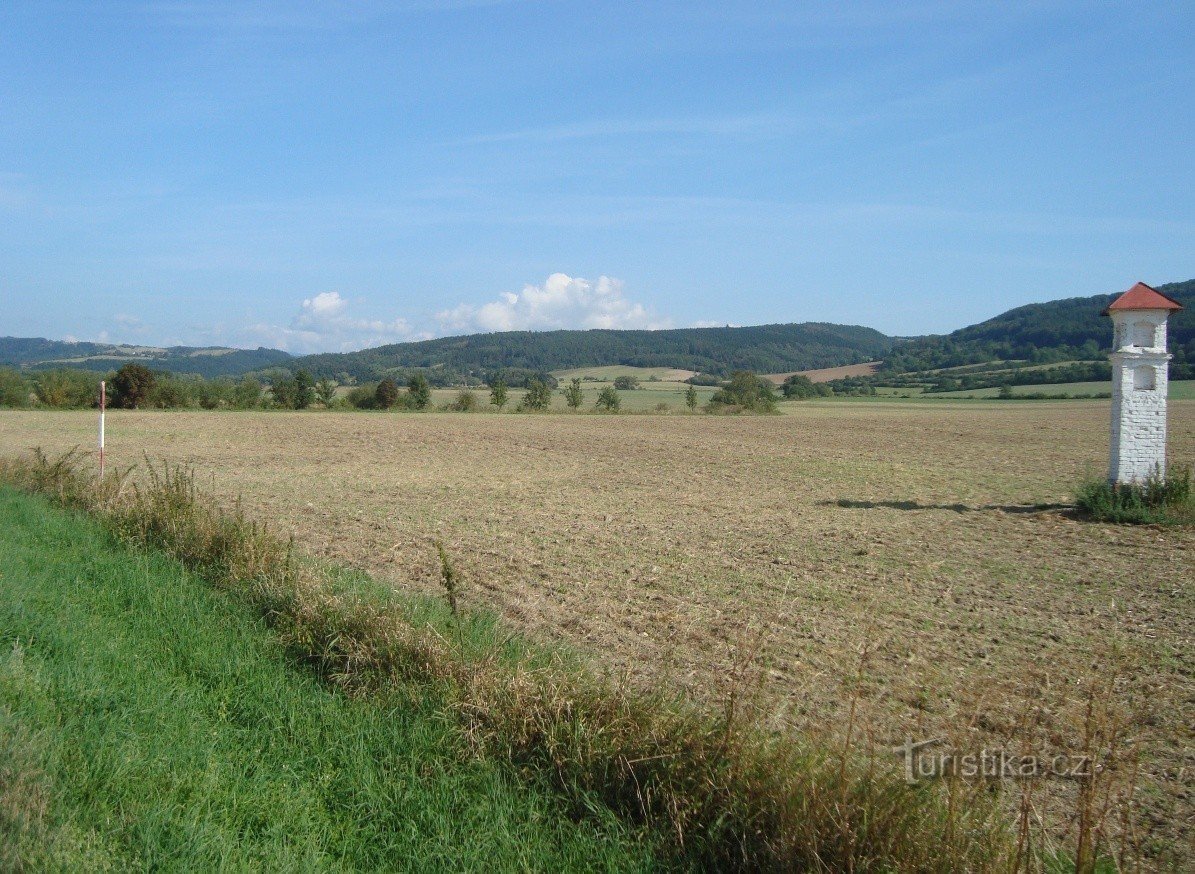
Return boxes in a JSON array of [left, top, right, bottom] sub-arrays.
[[685, 384, 698, 412], [520, 378, 552, 411], [408, 374, 431, 410], [111, 363, 157, 409], [709, 371, 776, 413], [595, 386, 621, 412], [489, 379, 508, 411], [294, 369, 316, 409], [612, 374, 640, 390], [315, 377, 338, 408], [375, 377, 400, 409], [563, 377, 584, 410]]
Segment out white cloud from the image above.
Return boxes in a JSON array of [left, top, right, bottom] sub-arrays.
[[438, 273, 668, 334], [238, 291, 422, 353]]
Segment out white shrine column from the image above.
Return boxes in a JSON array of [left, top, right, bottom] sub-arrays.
[[1104, 282, 1184, 484]]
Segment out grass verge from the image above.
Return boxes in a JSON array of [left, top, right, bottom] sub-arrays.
[[0, 485, 655, 871], [0, 449, 1016, 871]]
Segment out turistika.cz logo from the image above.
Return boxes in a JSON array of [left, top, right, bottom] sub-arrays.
[[893, 738, 1093, 784]]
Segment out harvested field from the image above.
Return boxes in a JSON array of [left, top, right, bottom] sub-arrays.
[[764, 361, 881, 384], [2, 402, 1192, 862]]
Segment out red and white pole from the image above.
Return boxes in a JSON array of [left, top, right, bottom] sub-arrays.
[[98, 380, 106, 480]]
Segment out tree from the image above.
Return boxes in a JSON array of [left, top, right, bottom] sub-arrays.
[[709, 371, 776, 412], [375, 377, 400, 409], [268, 372, 298, 409], [35, 370, 98, 408], [111, 363, 157, 409], [783, 374, 830, 399], [563, 377, 584, 410], [407, 374, 431, 410], [519, 378, 552, 411], [315, 377, 338, 408], [294, 369, 316, 409], [232, 376, 262, 409], [685, 384, 698, 412], [450, 389, 478, 411], [489, 379, 508, 411], [0, 368, 29, 407], [595, 386, 621, 412], [613, 374, 640, 390]]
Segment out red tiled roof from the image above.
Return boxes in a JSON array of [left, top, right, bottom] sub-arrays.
[[1102, 282, 1184, 315]]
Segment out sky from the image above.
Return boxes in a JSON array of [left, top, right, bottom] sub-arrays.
[[1, 1, 1193, 353]]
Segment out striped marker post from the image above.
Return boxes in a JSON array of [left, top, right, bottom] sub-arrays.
[[98, 380, 106, 480]]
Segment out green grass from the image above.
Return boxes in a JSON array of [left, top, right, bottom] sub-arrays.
[[0, 486, 656, 871], [926, 379, 1194, 400]]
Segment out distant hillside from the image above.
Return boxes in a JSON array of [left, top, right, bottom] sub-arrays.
[[0, 337, 292, 378], [882, 279, 1194, 374], [292, 322, 895, 383]]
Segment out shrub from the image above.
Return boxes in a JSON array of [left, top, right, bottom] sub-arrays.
[[375, 378, 400, 410], [783, 374, 832, 399], [196, 377, 233, 410], [294, 369, 316, 410], [613, 374, 640, 390], [232, 376, 262, 409], [563, 378, 584, 410], [111, 363, 157, 409], [518, 379, 552, 412], [315, 377, 338, 408], [0, 368, 29, 407], [34, 370, 100, 409], [709, 371, 776, 413], [149, 373, 193, 409], [407, 374, 431, 410], [595, 386, 621, 412], [1075, 468, 1193, 525], [449, 390, 478, 412], [268, 372, 298, 409], [489, 380, 508, 411]]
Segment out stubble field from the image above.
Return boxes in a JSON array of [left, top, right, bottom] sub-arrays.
[[2, 401, 1191, 860]]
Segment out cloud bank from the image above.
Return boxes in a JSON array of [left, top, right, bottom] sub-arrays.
[[437, 273, 668, 334], [240, 291, 420, 353]]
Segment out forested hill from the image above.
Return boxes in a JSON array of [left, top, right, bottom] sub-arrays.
[[0, 337, 292, 378], [882, 278, 1195, 374], [293, 322, 895, 382]]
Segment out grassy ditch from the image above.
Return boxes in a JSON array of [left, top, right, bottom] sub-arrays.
[[0, 449, 1015, 872], [0, 484, 654, 871]]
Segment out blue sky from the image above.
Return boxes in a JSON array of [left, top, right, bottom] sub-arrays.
[[2, 1, 1192, 352]]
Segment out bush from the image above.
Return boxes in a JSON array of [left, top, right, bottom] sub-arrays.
[[518, 379, 552, 412], [407, 374, 431, 410], [111, 363, 157, 409], [34, 370, 100, 409], [563, 378, 584, 410], [489, 380, 508, 411], [1075, 468, 1193, 525], [0, 368, 29, 407], [449, 390, 478, 412], [595, 386, 621, 412], [375, 378, 400, 410], [232, 376, 262, 409], [149, 374, 193, 409], [612, 375, 640, 390], [783, 374, 833, 399], [315, 378, 338, 408], [709, 371, 776, 413]]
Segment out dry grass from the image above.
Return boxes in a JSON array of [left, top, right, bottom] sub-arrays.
[[1, 401, 1192, 864], [763, 362, 882, 384]]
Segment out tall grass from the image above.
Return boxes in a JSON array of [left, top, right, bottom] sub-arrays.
[[0, 485, 651, 870], [1075, 467, 1193, 525], [0, 449, 1016, 871]]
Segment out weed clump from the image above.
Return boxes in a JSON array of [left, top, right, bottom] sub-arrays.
[[1075, 467, 1193, 525]]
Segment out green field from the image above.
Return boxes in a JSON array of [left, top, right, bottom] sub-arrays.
[[0, 487, 653, 871]]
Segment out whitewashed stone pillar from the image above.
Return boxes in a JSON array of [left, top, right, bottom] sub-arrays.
[[1105, 283, 1184, 484]]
